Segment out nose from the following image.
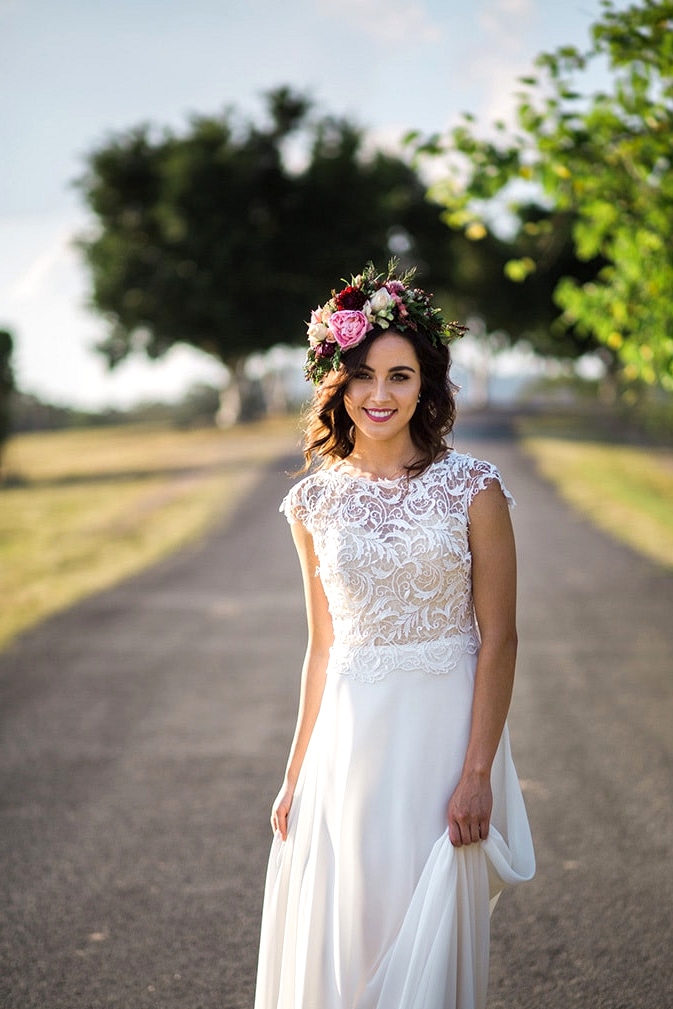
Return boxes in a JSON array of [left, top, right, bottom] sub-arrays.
[[369, 377, 390, 402]]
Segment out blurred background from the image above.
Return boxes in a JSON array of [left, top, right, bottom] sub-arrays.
[[5, 0, 662, 415]]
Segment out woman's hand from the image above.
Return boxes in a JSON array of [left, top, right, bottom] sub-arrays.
[[447, 770, 493, 847], [271, 781, 295, 841]]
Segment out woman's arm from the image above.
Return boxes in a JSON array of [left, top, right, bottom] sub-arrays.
[[447, 480, 518, 847], [271, 520, 334, 840]]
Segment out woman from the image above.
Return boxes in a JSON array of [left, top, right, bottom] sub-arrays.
[[254, 263, 535, 1009]]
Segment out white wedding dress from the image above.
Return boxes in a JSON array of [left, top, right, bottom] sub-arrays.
[[254, 452, 535, 1009]]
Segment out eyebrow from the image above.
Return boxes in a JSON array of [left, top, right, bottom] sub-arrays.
[[358, 364, 418, 374]]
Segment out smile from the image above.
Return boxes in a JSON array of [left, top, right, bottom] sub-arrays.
[[364, 409, 397, 423]]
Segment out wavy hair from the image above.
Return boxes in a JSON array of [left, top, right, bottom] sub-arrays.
[[301, 327, 458, 479]]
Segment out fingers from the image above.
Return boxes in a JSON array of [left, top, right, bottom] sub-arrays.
[[270, 802, 290, 841], [448, 815, 490, 847], [447, 776, 493, 847], [270, 812, 286, 840]]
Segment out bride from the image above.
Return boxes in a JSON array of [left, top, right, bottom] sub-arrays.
[[254, 262, 535, 1009]]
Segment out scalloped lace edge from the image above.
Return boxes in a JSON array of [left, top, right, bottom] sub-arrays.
[[327, 635, 479, 683]]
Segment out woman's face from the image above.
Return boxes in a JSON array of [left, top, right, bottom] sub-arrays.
[[343, 332, 422, 446]]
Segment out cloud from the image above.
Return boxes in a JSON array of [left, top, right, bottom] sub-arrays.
[[8, 233, 75, 302], [461, 0, 539, 129], [477, 0, 537, 52], [470, 53, 535, 129], [495, 0, 534, 15], [319, 0, 442, 45], [2, 220, 226, 410], [361, 123, 409, 158]]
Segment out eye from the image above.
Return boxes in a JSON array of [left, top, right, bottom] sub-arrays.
[[391, 372, 410, 381], [353, 371, 372, 380]]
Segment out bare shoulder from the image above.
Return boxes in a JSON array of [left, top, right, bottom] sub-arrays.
[[468, 478, 512, 519], [468, 476, 516, 557]]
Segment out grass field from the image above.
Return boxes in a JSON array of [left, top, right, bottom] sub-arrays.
[[0, 417, 300, 650], [516, 413, 673, 570]]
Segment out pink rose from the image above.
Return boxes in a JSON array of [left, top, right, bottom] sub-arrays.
[[327, 310, 372, 350]]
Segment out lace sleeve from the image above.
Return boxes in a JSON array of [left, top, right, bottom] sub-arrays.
[[465, 458, 516, 511], [279, 475, 320, 530]]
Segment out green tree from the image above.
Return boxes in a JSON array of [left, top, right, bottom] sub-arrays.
[[437, 204, 606, 361], [412, 0, 673, 389], [76, 88, 455, 370], [0, 329, 15, 473]]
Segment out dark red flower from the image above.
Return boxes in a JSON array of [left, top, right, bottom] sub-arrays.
[[336, 285, 367, 311], [315, 341, 336, 359]]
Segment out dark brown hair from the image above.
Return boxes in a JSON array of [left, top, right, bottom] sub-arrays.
[[302, 327, 458, 479]]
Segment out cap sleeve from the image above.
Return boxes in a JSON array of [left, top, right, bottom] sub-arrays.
[[279, 475, 319, 530], [465, 458, 515, 511]]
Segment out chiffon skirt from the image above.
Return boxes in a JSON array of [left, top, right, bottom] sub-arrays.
[[254, 651, 535, 1009]]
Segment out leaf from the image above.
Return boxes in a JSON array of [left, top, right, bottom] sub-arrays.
[[465, 222, 487, 241], [504, 258, 537, 282]]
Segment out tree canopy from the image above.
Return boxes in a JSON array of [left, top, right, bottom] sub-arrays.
[[437, 204, 605, 360], [77, 88, 460, 368], [411, 0, 673, 389]]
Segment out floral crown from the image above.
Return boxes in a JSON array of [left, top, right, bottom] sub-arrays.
[[304, 260, 467, 384]]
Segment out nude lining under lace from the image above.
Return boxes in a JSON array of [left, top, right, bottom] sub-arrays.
[[281, 453, 514, 682]]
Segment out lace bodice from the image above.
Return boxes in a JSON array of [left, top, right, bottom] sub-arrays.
[[280, 452, 514, 681]]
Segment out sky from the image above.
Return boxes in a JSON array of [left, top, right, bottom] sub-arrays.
[[1, 0, 622, 409]]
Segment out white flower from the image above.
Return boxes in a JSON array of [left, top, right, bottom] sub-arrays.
[[369, 287, 392, 313], [307, 322, 330, 346]]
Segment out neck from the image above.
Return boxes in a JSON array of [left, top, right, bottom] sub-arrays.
[[347, 434, 417, 479]]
